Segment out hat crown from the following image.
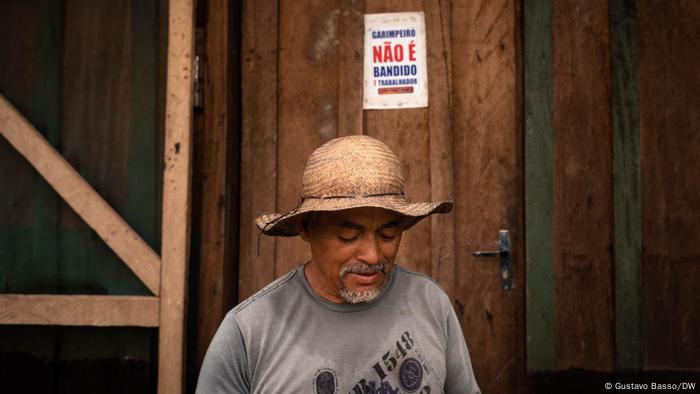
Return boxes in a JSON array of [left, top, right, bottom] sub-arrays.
[[302, 135, 404, 198]]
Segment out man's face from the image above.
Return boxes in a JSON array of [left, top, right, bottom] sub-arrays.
[[298, 207, 404, 304]]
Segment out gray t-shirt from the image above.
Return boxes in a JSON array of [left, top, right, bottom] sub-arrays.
[[196, 265, 480, 394]]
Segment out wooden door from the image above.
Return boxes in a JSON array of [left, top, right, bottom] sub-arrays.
[[451, 2, 525, 393], [238, 0, 525, 392]]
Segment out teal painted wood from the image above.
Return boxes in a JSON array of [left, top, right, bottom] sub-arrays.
[[57, 0, 149, 296], [117, 0, 158, 367], [0, 0, 61, 293], [0, 0, 157, 296], [128, 0, 160, 254], [0, 0, 33, 293], [0, 0, 63, 360], [29, 0, 63, 293], [57, 5, 157, 345], [58, 229, 150, 294], [610, 0, 642, 371], [0, 0, 158, 367], [524, 0, 555, 372]]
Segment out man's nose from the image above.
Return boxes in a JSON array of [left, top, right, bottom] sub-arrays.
[[356, 235, 381, 264]]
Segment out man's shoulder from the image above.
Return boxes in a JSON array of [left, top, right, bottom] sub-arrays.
[[394, 265, 450, 298], [393, 266, 453, 324], [230, 267, 300, 316]]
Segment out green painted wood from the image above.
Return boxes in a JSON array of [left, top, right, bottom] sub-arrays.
[[0, 0, 36, 294], [610, 0, 642, 371], [0, 0, 63, 362], [53, 0, 158, 363], [1, 0, 160, 369], [29, 0, 63, 293], [58, 229, 150, 294], [0, 229, 35, 292], [128, 0, 160, 253], [57, 0, 148, 296], [524, 0, 555, 372]]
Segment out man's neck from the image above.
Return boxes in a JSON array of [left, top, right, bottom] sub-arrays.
[[303, 261, 347, 304]]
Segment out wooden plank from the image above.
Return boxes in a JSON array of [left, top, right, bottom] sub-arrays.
[[365, 0, 431, 276], [425, 0, 455, 299], [0, 295, 159, 327], [194, 0, 236, 375], [0, 0, 60, 361], [61, 0, 151, 295], [158, 0, 194, 391], [0, 0, 39, 238], [61, 0, 131, 230], [0, 95, 162, 295], [0, 0, 39, 118], [128, 0, 160, 250], [610, 0, 642, 371], [451, 0, 524, 392], [0, 0, 62, 296], [524, 0, 555, 372], [337, 0, 364, 136], [30, 0, 62, 292], [552, 0, 614, 371], [275, 0, 343, 277], [238, 0, 278, 300], [31, 0, 62, 295], [638, 0, 700, 370]]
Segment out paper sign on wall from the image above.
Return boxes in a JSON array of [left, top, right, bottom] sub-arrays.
[[363, 12, 428, 109]]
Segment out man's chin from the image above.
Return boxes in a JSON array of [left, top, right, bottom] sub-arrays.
[[339, 273, 389, 303], [339, 287, 381, 304]]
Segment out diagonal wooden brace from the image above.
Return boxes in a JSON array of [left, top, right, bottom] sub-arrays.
[[0, 95, 162, 295]]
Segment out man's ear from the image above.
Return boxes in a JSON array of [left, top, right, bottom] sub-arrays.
[[294, 216, 310, 242]]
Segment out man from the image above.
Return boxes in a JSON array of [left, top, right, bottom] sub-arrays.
[[196, 135, 480, 393]]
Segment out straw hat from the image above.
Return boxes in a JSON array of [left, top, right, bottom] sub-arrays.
[[255, 135, 453, 236]]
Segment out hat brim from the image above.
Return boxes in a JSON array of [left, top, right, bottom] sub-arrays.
[[255, 195, 453, 237]]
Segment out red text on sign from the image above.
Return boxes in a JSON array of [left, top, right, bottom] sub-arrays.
[[372, 40, 416, 63]]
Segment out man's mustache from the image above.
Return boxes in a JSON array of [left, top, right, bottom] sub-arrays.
[[339, 261, 388, 277]]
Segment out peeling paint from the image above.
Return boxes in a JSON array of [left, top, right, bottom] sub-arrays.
[[317, 100, 336, 142], [317, 123, 335, 141], [311, 9, 340, 63]]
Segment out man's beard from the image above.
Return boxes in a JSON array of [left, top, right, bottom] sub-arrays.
[[338, 261, 390, 304]]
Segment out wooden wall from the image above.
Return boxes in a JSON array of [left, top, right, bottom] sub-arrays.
[[525, 0, 700, 390], [638, 0, 700, 371], [239, 0, 525, 392], [552, 0, 615, 371], [237, 0, 700, 392], [0, 0, 164, 392], [0, 0, 163, 296]]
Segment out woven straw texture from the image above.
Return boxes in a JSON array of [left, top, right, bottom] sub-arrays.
[[256, 135, 453, 236]]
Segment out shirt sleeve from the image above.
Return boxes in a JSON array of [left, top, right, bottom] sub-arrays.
[[195, 312, 251, 394], [444, 302, 481, 394]]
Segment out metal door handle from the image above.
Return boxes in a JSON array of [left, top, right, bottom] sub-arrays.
[[472, 230, 512, 291]]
